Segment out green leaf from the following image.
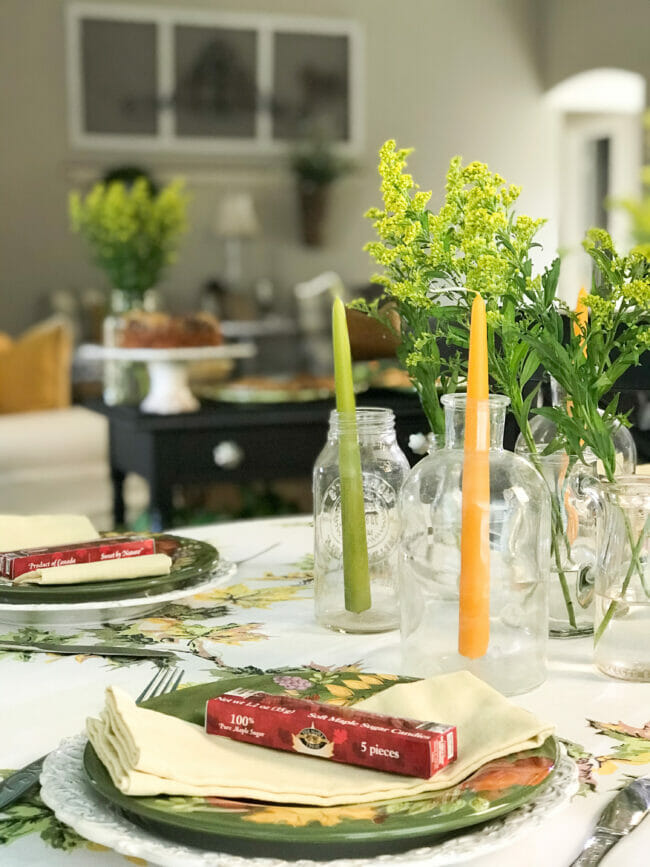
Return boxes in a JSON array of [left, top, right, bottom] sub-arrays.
[[542, 258, 561, 306], [520, 350, 541, 386]]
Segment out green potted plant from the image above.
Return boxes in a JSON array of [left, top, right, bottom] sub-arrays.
[[291, 138, 351, 246]]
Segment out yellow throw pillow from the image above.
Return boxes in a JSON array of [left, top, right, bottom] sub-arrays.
[[0, 333, 12, 354], [0, 317, 73, 413]]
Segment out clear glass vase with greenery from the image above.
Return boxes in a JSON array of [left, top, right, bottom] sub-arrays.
[[523, 229, 650, 637], [69, 176, 189, 403], [356, 140, 649, 635], [69, 177, 189, 301]]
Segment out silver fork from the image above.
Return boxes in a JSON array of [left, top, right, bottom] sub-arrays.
[[0, 665, 184, 810], [135, 665, 185, 704]]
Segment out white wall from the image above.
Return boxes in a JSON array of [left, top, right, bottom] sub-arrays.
[[539, 0, 650, 92], [1, 0, 560, 333]]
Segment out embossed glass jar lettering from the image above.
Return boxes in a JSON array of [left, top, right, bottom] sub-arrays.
[[313, 408, 409, 633]]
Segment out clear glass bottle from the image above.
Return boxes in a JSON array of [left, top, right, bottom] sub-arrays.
[[399, 394, 550, 695], [594, 475, 650, 681], [102, 288, 157, 405], [313, 408, 410, 633]]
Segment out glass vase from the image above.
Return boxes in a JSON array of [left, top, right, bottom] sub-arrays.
[[102, 288, 157, 406], [594, 476, 650, 681], [399, 395, 550, 696], [313, 408, 410, 633]]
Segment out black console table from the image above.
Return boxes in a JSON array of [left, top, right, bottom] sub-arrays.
[[89, 392, 430, 530]]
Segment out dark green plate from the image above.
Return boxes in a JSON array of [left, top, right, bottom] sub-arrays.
[[84, 672, 560, 860], [0, 535, 218, 604]]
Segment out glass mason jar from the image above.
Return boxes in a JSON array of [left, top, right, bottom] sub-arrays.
[[594, 476, 650, 681], [313, 408, 410, 633], [532, 455, 610, 637], [400, 394, 550, 696], [102, 288, 157, 406]]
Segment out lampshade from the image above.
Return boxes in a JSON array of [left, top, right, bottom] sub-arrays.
[[213, 192, 259, 239]]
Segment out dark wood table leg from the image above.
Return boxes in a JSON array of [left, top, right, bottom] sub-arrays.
[[110, 467, 126, 529], [148, 477, 174, 532]]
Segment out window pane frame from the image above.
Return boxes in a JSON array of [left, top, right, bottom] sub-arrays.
[[66, 3, 363, 155]]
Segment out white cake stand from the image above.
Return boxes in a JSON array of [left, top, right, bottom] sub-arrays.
[[78, 344, 256, 414]]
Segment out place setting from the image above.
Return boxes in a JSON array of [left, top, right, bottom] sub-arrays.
[[0, 513, 235, 627], [35, 668, 576, 867]]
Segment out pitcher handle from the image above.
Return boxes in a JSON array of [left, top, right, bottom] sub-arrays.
[[574, 469, 610, 609]]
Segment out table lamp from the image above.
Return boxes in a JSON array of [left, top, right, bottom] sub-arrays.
[[213, 192, 259, 291]]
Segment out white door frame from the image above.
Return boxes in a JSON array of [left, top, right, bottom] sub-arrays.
[[557, 112, 642, 306]]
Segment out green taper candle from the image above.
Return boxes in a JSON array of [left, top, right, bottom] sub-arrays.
[[332, 297, 371, 613]]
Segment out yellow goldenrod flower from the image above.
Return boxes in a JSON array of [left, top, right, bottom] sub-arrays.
[[68, 177, 189, 295]]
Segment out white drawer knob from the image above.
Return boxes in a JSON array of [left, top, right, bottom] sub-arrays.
[[212, 441, 244, 470]]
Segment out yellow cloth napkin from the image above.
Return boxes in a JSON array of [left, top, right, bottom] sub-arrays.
[[0, 514, 99, 553], [87, 671, 554, 806], [14, 554, 172, 585]]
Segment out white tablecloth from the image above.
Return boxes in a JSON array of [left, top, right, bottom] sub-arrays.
[[0, 516, 648, 866]]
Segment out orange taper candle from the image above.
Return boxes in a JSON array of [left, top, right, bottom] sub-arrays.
[[574, 287, 589, 356], [458, 294, 491, 659]]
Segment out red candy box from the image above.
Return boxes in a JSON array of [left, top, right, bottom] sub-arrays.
[[205, 690, 457, 778], [1, 536, 156, 579]]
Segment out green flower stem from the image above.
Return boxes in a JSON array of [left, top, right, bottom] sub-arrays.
[[594, 511, 650, 645], [549, 501, 578, 629], [418, 377, 446, 437], [517, 415, 578, 629]]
